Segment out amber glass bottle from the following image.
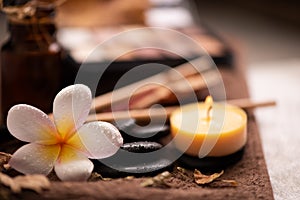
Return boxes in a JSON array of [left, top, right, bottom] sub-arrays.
[[1, 4, 63, 124]]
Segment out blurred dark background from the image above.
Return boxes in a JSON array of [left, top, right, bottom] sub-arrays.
[[188, 0, 300, 64]]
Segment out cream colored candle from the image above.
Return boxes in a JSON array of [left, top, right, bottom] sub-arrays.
[[170, 96, 247, 157]]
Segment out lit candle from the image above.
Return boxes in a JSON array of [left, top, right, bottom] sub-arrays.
[[170, 96, 247, 157]]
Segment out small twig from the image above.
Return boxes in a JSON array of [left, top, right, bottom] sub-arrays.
[[91, 57, 212, 112], [219, 179, 238, 186], [87, 106, 176, 122], [87, 99, 276, 122]]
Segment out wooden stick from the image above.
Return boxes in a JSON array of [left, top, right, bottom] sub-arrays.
[[91, 57, 212, 112], [87, 99, 276, 122], [130, 71, 220, 109], [225, 98, 276, 109], [87, 106, 177, 122]]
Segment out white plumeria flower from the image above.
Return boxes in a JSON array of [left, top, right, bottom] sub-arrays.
[[7, 84, 123, 181]]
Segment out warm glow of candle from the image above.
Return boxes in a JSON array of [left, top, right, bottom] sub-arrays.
[[170, 97, 247, 157]]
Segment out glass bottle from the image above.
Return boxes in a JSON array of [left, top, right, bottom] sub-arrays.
[[1, 2, 63, 124]]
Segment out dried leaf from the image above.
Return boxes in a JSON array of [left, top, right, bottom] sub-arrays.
[[176, 167, 191, 181], [140, 171, 171, 188], [194, 169, 224, 185], [88, 172, 112, 182], [0, 172, 50, 193], [0, 153, 12, 172], [3, 164, 11, 171], [176, 167, 187, 174], [102, 178, 112, 181], [124, 176, 135, 180], [220, 179, 238, 186], [140, 178, 154, 187], [88, 172, 104, 181], [0, 152, 12, 162]]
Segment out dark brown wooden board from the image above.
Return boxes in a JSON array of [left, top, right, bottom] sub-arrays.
[[0, 61, 274, 199]]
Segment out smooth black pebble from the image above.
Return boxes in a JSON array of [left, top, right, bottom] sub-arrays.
[[113, 119, 136, 133], [113, 119, 170, 142], [121, 141, 162, 153], [92, 141, 174, 177], [177, 147, 245, 171]]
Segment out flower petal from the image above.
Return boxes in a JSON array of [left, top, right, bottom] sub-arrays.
[[53, 84, 92, 138], [54, 145, 93, 181], [67, 121, 123, 159], [7, 104, 58, 144], [9, 143, 60, 175]]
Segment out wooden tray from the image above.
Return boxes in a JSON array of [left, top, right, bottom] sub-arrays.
[[0, 61, 274, 199]]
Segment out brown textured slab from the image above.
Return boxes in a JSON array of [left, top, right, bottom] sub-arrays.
[[0, 65, 274, 200]]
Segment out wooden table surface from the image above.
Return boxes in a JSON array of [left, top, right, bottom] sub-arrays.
[[247, 59, 300, 200]]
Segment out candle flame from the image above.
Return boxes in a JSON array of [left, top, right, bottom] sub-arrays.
[[205, 96, 213, 106], [205, 96, 213, 120]]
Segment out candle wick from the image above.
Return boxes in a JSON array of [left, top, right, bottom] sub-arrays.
[[206, 105, 212, 120]]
